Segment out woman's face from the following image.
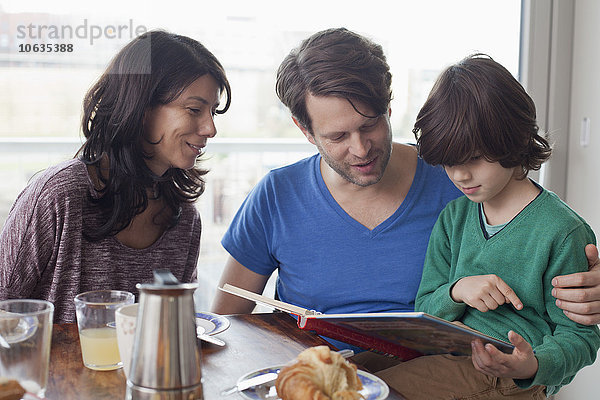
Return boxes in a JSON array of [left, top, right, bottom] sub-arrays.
[[143, 74, 221, 176]]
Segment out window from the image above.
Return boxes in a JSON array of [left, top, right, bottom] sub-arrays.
[[0, 0, 521, 309]]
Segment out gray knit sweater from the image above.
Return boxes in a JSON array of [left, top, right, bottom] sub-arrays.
[[0, 159, 201, 323]]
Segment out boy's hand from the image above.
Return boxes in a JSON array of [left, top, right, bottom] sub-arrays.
[[471, 330, 538, 379], [451, 275, 523, 312]]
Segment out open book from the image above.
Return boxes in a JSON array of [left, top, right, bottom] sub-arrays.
[[220, 284, 515, 360]]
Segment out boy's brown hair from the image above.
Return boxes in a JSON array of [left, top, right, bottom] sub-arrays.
[[413, 53, 551, 179]]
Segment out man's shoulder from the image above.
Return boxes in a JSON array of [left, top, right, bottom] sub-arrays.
[[268, 153, 318, 178], [389, 143, 452, 187], [240, 153, 320, 207], [255, 153, 319, 190], [417, 159, 453, 184], [413, 158, 461, 198]]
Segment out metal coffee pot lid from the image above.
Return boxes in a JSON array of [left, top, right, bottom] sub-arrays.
[[136, 269, 198, 294]]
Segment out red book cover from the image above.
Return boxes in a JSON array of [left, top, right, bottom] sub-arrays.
[[297, 313, 514, 359], [298, 317, 424, 360]]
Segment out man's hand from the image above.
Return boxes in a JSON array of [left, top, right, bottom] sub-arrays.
[[471, 330, 538, 379], [451, 275, 523, 312], [552, 244, 600, 325]]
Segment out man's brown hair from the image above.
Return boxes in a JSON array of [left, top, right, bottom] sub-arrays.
[[276, 28, 392, 133]]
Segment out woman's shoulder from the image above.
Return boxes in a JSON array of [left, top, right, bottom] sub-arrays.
[[179, 201, 201, 222], [29, 158, 90, 191], [165, 202, 201, 250], [4, 159, 91, 234], [175, 202, 202, 233], [17, 159, 90, 202]]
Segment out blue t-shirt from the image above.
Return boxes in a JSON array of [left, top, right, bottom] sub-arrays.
[[222, 153, 462, 316]]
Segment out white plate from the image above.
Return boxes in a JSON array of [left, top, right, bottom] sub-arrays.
[[23, 393, 43, 400], [236, 365, 389, 400], [195, 312, 230, 336]]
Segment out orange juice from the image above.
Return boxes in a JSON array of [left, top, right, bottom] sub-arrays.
[[79, 327, 121, 370]]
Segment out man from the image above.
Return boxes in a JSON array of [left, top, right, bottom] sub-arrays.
[[212, 28, 600, 330]]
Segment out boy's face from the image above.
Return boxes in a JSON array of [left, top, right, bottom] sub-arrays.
[[444, 156, 518, 206], [297, 94, 393, 188]]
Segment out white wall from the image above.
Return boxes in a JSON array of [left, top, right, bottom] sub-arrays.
[[523, 0, 600, 398], [564, 0, 600, 234], [555, 0, 600, 398]]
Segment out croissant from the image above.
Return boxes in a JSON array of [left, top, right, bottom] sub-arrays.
[[276, 346, 363, 400]]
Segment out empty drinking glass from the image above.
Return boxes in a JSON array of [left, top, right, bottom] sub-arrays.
[[0, 299, 54, 398]]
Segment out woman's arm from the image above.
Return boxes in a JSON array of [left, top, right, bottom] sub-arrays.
[[0, 180, 57, 300]]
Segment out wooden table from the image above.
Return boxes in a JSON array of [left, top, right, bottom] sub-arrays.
[[46, 312, 405, 399]]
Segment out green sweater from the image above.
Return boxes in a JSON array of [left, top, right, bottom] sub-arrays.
[[415, 188, 600, 395]]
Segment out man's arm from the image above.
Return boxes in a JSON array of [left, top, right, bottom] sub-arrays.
[[552, 244, 600, 325], [210, 255, 270, 315]]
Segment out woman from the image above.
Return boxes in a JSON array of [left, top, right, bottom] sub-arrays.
[[0, 30, 231, 323]]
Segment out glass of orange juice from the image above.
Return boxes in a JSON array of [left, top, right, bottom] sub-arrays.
[[74, 290, 134, 371]]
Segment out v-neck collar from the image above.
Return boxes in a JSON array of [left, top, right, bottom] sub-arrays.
[[477, 180, 545, 241], [314, 155, 423, 237]]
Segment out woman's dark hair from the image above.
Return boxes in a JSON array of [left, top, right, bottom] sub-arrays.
[[79, 30, 231, 240], [413, 53, 551, 179], [276, 27, 392, 133]]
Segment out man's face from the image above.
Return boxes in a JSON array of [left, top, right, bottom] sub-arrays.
[[300, 94, 392, 187]]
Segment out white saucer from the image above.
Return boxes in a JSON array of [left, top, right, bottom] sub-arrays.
[[195, 312, 230, 336]]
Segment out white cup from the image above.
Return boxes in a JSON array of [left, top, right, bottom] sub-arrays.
[[115, 303, 139, 378]]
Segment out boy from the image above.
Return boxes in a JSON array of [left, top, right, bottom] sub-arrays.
[[376, 54, 600, 399]]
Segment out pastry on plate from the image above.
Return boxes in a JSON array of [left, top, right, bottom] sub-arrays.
[[276, 345, 363, 400]]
